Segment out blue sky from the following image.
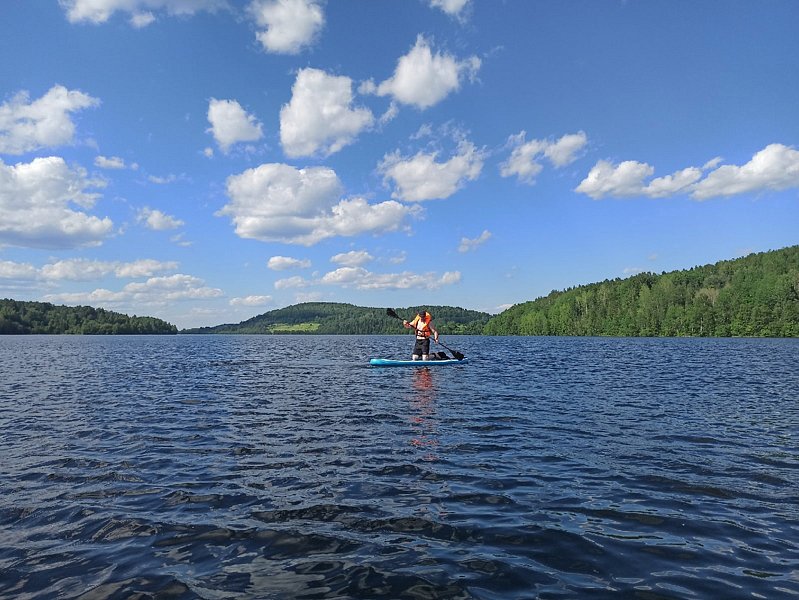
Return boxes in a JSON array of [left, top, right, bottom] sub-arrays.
[[1, 0, 797, 329]]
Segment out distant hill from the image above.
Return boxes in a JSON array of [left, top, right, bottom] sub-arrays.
[[183, 302, 491, 335], [0, 299, 178, 334], [484, 245, 799, 337]]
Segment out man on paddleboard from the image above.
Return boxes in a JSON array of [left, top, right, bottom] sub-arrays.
[[403, 310, 439, 360]]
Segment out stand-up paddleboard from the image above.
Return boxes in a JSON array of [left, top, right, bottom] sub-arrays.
[[369, 357, 468, 367]]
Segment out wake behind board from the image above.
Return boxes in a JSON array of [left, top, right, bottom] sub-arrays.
[[369, 358, 468, 367]]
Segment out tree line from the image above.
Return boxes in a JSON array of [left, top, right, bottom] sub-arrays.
[[0, 299, 178, 334], [184, 303, 491, 335], [484, 245, 799, 337]]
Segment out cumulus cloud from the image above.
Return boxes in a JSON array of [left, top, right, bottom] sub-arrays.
[[230, 295, 273, 306], [0, 156, 112, 249], [458, 229, 491, 253], [248, 0, 324, 54], [380, 139, 484, 201], [0, 260, 39, 280], [691, 143, 799, 199], [95, 155, 126, 169], [220, 163, 417, 246], [137, 207, 184, 230], [1, 258, 178, 282], [275, 267, 461, 291], [0, 85, 100, 155], [576, 160, 657, 199], [280, 68, 374, 158], [429, 0, 471, 18], [368, 35, 480, 109], [46, 258, 178, 280], [44, 273, 223, 306], [501, 131, 587, 185], [576, 143, 799, 200], [267, 255, 311, 270], [207, 98, 264, 153], [320, 267, 461, 290], [330, 250, 373, 267], [59, 0, 227, 25]]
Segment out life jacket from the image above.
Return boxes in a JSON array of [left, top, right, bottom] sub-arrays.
[[411, 313, 432, 338]]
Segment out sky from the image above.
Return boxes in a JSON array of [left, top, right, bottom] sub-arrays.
[[1, 0, 798, 329]]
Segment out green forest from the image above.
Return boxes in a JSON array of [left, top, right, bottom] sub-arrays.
[[0, 299, 178, 334], [484, 245, 799, 337], [3, 246, 797, 337], [184, 303, 491, 335]]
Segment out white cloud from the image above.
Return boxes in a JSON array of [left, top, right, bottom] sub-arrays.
[[94, 155, 126, 169], [44, 273, 223, 305], [147, 174, 180, 184], [380, 139, 484, 201], [207, 98, 264, 153], [59, 0, 227, 25], [330, 250, 373, 267], [0, 156, 112, 249], [646, 167, 704, 198], [692, 143, 799, 199], [274, 275, 309, 289], [0, 85, 100, 155], [320, 267, 461, 290], [130, 11, 156, 27], [248, 0, 324, 54], [370, 35, 480, 109], [501, 131, 587, 185], [1, 258, 178, 281], [41, 258, 178, 280], [275, 267, 461, 291], [280, 68, 374, 158], [458, 229, 491, 253], [230, 295, 273, 306], [137, 207, 184, 230], [267, 255, 311, 270], [576, 159, 656, 199], [0, 260, 38, 280], [576, 143, 799, 200], [430, 0, 471, 18], [220, 163, 417, 246]]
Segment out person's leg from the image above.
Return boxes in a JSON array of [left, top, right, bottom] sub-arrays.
[[413, 338, 423, 360]]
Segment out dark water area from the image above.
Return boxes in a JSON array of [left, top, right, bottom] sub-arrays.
[[1, 335, 798, 599]]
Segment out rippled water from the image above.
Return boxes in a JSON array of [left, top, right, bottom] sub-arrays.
[[1, 335, 798, 599]]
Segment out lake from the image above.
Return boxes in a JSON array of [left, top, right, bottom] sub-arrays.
[[1, 335, 797, 599]]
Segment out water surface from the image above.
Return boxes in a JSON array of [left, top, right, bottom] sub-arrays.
[[1, 335, 797, 598]]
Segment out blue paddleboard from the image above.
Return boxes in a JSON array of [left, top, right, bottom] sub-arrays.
[[369, 358, 468, 367]]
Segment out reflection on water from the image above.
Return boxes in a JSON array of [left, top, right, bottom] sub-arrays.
[[1, 335, 798, 599], [409, 368, 439, 462]]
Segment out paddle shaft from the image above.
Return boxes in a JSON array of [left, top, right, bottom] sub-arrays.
[[386, 309, 465, 360]]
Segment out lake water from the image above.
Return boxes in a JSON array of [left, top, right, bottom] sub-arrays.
[[1, 335, 798, 599]]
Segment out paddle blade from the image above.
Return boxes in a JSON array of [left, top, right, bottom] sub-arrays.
[[386, 308, 401, 320]]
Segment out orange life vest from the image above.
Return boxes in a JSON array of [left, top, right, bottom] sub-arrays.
[[411, 313, 432, 338]]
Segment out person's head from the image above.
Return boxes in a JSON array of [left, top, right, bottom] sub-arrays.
[[418, 310, 429, 319]]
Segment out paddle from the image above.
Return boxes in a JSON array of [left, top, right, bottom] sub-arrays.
[[386, 308, 466, 360]]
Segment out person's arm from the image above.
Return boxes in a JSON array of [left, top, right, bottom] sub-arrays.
[[430, 322, 439, 341]]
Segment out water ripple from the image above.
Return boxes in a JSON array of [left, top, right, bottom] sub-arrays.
[[1, 335, 798, 599]]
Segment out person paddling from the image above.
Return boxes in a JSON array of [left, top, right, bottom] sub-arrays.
[[403, 310, 439, 360]]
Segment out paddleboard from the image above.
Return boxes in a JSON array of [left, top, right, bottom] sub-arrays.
[[369, 358, 468, 367]]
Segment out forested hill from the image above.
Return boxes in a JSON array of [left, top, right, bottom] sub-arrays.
[[484, 245, 799, 337], [0, 299, 178, 334], [183, 303, 491, 334]]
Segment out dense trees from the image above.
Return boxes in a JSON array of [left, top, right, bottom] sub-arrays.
[[483, 246, 799, 337], [6, 246, 796, 337], [0, 300, 178, 334], [184, 303, 491, 335]]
